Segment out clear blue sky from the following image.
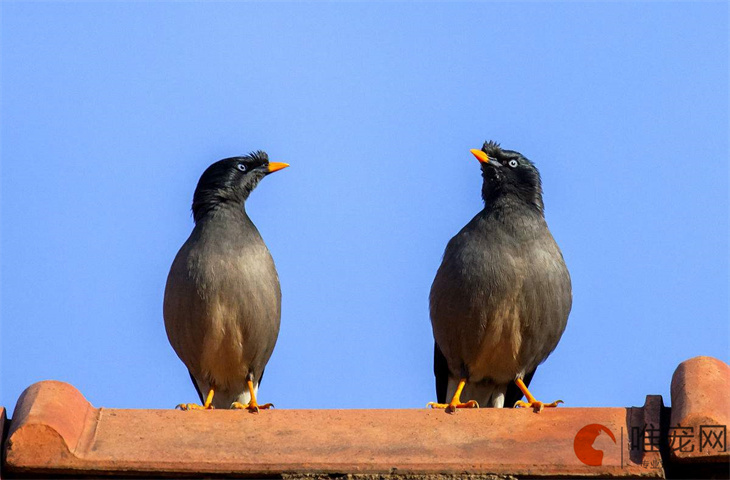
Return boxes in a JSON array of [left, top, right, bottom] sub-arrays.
[[1, 2, 727, 414]]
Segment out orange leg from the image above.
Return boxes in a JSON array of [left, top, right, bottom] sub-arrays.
[[177, 388, 215, 410], [231, 380, 274, 413], [427, 378, 479, 413], [513, 377, 563, 413]]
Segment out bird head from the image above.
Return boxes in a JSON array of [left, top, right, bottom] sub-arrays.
[[191, 151, 289, 222], [470, 141, 544, 213]]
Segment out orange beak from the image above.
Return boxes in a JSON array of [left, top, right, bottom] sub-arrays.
[[470, 149, 490, 164], [267, 162, 290, 173]]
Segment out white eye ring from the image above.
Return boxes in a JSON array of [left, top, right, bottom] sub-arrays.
[[508, 159, 519, 168], [237, 163, 247, 172]]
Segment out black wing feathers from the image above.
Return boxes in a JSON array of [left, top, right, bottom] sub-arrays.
[[434, 342, 450, 404]]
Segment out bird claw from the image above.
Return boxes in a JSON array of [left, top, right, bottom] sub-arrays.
[[514, 399, 563, 413], [427, 400, 479, 413], [176, 403, 214, 411], [231, 401, 274, 413]]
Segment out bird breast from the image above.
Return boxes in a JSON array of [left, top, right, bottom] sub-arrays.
[[163, 219, 282, 388], [430, 214, 571, 384]]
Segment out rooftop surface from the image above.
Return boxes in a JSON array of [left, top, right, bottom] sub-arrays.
[[1, 356, 728, 479]]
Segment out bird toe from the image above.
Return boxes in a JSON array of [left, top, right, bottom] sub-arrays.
[[514, 399, 562, 413], [176, 403, 214, 411], [428, 400, 479, 413], [231, 401, 274, 413]]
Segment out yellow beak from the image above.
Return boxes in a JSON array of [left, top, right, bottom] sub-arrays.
[[267, 162, 290, 173], [470, 149, 490, 164]]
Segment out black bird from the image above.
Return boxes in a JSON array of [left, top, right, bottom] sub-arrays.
[[428, 141, 571, 413], [164, 152, 289, 411]]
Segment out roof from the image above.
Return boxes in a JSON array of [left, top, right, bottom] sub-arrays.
[[1, 356, 728, 479]]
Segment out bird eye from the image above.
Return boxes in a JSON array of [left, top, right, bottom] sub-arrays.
[[237, 163, 247, 172], [508, 159, 519, 168]]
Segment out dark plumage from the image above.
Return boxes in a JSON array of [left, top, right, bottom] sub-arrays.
[[429, 141, 571, 412], [164, 152, 289, 411]]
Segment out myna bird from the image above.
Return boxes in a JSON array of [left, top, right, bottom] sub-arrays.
[[164, 151, 289, 411], [428, 141, 571, 413]]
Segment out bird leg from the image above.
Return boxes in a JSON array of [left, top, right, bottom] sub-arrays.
[[427, 378, 479, 413], [513, 377, 563, 412], [231, 380, 274, 413], [177, 388, 215, 410]]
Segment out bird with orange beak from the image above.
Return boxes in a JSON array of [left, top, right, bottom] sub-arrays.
[[164, 151, 289, 411], [429, 141, 571, 413]]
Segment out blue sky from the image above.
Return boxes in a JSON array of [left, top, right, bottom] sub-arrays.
[[1, 2, 727, 413]]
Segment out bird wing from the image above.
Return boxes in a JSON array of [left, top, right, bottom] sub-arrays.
[[189, 369, 204, 404]]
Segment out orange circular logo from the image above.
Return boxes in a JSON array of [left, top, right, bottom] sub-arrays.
[[573, 424, 617, 466]]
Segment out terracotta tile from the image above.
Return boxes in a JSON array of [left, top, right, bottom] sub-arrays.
[[669, 356, 730, 462], [3, 380, 665, 478]]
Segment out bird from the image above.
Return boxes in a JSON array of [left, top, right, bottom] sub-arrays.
[[163, 151, 289, 412], [428, 141, 571, 413]]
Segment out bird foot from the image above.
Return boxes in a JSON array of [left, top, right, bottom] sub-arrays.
[[514, 399, 563, 413], [231, 401, 274, 413], [176, 403, 214, 411], [427, 400, 479, 414]]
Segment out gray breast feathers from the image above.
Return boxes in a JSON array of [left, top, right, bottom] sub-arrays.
[[430, 220, 571, 384], [163, 223, 281, 390]]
